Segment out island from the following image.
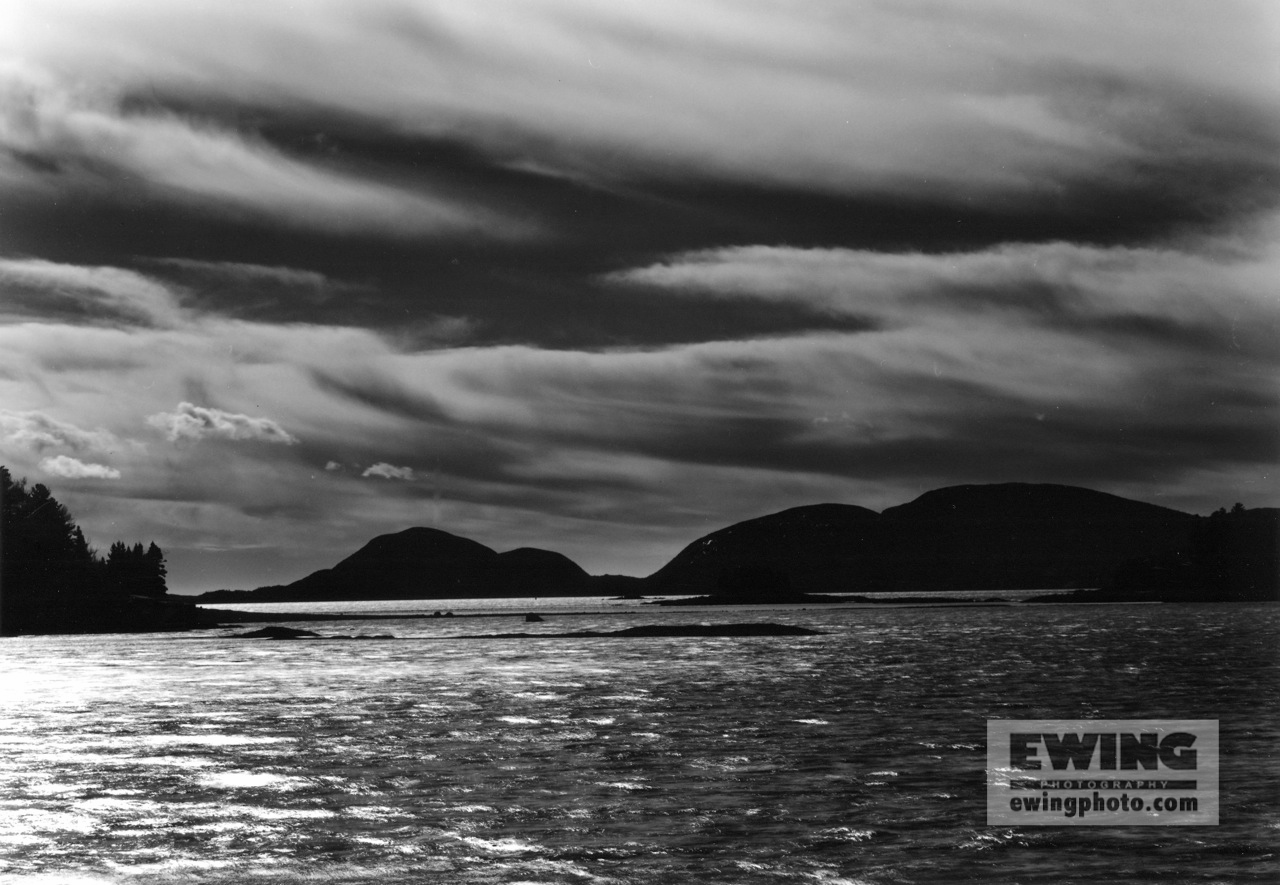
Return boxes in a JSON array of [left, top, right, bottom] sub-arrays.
[[195, 483, 1279, 610], [4, 467, 1276, 636]]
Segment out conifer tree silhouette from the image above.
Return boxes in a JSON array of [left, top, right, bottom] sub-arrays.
[[2, 466, 170, 634]]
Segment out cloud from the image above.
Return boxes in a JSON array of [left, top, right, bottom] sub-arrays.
[[0, 0, 1275, 598], [0, 409, 122, 453], [3, 243, 1275, 528], [0, 70, 530, 239], [147, 402, 299, 445], [38, 454, 120, 479], [609, 241, 1280, 360], [146, 258, 333, 289], [324, 461, 343, 472], [362, 462, 416, 481], [2, 0, 1276, 210], [0, 257, 185, 327], [1, 244, 1273, 587]]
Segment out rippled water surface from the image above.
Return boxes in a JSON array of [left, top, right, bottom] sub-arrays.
[[2, 603, 1277, 884]]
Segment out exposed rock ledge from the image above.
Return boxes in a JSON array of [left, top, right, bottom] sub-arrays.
[[234, 622, 821, 640], [458, 623, 823, 639]]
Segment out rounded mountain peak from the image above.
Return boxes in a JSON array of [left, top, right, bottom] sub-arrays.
[[882, 483, 1188, 522]]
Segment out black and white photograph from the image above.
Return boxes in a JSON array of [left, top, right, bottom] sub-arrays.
[[1, 1, 1277, 882]]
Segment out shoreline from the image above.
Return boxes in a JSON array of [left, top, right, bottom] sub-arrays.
[[196, 597, 1035, 627]]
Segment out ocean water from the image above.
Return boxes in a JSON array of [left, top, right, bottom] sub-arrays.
[[192, 588, 1075, 619], [1, 602, 1276, 884]]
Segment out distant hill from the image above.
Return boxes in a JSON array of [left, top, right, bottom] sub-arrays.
[[196, 527, 604, 603], [646, 484, 1198, 597], [875, 483, 1197, 592], [195, 483, 1276, 605], [1079, 505, 1279, 603], [644, 502, 882, 598]]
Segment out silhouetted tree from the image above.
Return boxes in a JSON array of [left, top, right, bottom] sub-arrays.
[[2, 466, 173, 634], [104, 540, 169, 599], [145, 542, 168, 596], [1104, 503, 1278, 602], [1, 467, 102, 632]]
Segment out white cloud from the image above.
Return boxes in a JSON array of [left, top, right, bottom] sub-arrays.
[[0, 409, 122, 453], [609, 241, 1280, 361], [2, 1, 1275, 199], [0, 70, 529, 239], [38, 454, 120, 479], [0, 238, 1274, 588], [147, 258, 332, 289], [147, 402, 299, 445], [324, 460, 343, 471], [362, 462, 416, 481], [0, 257, 185, 327]]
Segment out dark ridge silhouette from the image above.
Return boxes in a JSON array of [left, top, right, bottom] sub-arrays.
[[187, 482, 1275, 609], [874, 483, 1198, 592], [287, 527, 504, 600], [645, 484, 1199, 598], [645, 503, 881, 597], [496, 547, 591, 595], [1035, 505, 1280, 603], [198, 527, 599, 603]]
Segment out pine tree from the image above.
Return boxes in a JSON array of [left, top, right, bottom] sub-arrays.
[[1, 465, 171, 634], [144, 542, 168, 597]]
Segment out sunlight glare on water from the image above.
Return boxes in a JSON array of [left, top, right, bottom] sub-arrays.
[[0, 603, 1277, 884]]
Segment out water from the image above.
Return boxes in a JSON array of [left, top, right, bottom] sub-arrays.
[[193, 588, 1075, 619], [194, 589, 1075, 617], [195, 595, 677, 619], [1, 603, 1277, 884]]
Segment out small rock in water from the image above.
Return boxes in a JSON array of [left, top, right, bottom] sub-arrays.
[[237, 625, 321, 640]]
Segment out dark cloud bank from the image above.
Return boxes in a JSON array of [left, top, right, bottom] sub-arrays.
[[0, 1, 1276, 591]]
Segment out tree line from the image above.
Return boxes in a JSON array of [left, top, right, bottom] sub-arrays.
[[1103, 502, 1279, 602], [1, 465, 176, 635]]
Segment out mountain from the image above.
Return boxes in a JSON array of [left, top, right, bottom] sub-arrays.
[[496, 547, 593, 596], [197, 527, 598, 603], [196, 483, 1274, 605], [874, 483, 1197, 592], [645, 503, 882, 597], [646, 483, 1199, 597], [1093, 505, 1279, 602]]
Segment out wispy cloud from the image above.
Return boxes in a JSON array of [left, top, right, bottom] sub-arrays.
[[0, 71, 531, 239], [3, 1, 1275, 207], [0, 409, 122, 454], [362, 462, 416, 481], [38, 454, 121, 479], [0, 258, 185, 327], [147, 402, 299, 445], [609, 240, 1280, 360], [146, 258, 334, 289], [0, 3, 1275, 592]]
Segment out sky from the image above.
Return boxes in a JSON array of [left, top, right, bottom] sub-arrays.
[[1, 1, 1278, 594]]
